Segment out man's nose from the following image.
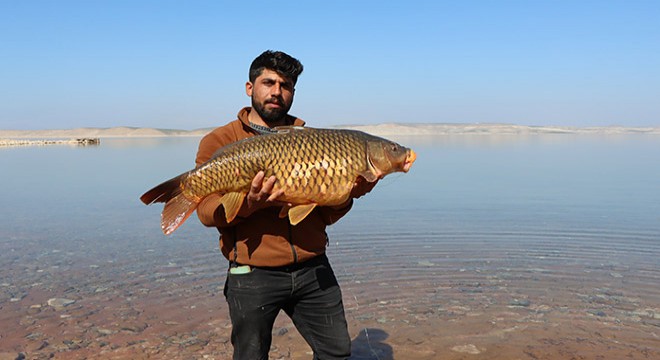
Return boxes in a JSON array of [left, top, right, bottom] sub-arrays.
[[270, 83, 282, 96]]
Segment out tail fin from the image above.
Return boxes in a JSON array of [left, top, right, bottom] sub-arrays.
[[141, 176, 198, 235], [140, 175, 182, 205]]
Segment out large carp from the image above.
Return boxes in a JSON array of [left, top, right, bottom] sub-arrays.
[[141, 126, 416, 234]]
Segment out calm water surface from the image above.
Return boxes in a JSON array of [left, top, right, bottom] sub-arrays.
[[1, 134, 658, 359]]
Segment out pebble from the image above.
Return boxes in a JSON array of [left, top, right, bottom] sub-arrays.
[[588, 309, 607, 317], [47, 298, 76, 309], [25, 333, 42, 340], [532, 304, 552, 313], [97, 328, 114, 335], [121, 323, 148, 333], [451, 344, 481, 354], [631, 308, 660, 320], [509, 299, 531, 307]]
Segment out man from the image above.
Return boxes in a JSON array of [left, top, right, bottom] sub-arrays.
[[195, 50, 375, 359]]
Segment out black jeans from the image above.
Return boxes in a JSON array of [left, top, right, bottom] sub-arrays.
[[224, 254, 351, 360]]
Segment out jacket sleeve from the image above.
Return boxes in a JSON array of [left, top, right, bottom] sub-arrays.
[[195, 128, 244, 228], [316, 199, 354, 225]]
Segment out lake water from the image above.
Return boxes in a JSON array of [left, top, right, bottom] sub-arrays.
[[1, 134, 659, 359]]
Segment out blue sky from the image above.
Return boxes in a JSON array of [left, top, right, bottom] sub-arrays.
[[2, 0, 659, 130]]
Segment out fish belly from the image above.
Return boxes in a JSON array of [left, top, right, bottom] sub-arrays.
[[187, 129, 367, 206]]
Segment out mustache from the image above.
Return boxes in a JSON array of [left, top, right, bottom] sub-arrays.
[[265, 97, 284, 105]]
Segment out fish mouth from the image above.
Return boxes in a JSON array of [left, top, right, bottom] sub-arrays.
[[402, 149, 416, 172]]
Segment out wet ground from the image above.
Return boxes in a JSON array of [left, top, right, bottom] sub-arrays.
[[2, 135, 659, 359], [1, 226, 658, 360]]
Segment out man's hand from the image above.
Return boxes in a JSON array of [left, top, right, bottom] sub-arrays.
[[238, 171, 286, 218], [328, 176, 378, 211], [237, 172, 378, 217], [350, 176, 378, 199]]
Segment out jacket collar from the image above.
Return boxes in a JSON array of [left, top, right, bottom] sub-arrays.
[[237, 107, 305, 134]]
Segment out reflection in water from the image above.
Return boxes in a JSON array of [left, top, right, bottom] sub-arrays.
[[0, 135, 659, 359]]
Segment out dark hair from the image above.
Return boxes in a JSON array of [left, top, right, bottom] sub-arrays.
[[249, 50, 304, 85]]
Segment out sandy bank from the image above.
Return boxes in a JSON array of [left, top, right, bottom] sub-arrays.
[[340, 123, 660, 136], [1, 124, 659, 139], [0, 126, 212, 139], [0, 138, 99, 147]]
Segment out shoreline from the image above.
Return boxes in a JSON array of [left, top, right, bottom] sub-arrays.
[[2, 123, 659, 140], [0, 138, 100, 147]]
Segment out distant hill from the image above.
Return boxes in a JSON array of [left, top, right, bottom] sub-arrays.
[[1, 124, 659, 139], [339, 123, 660, 136], [0, 127, 214, 138]]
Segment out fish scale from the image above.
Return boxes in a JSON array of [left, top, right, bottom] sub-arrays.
[[141, 126, 416, 234]]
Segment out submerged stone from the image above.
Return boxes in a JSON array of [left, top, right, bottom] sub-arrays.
[[451, 344, 481, 354], [47, 298, 76, 309], [509, 299, 531, 307]]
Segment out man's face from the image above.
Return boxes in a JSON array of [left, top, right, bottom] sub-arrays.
[[246, 69, 295, 125]]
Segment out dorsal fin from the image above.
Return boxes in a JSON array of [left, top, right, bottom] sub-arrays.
[[273, 125, 308, 133]]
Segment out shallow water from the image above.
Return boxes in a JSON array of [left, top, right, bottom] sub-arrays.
[[1, 134, 659, 359]]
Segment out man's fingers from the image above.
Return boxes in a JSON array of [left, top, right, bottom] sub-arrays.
[[351, 178, 378, 198], [267, 189, 285, 202], [251, 171, 265, 193], [248, 173, 284, 207], [263, 176, 281, 201], [261, 175, 277, 193]]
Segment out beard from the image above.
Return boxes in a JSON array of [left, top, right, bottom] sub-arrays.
[[251, 96, 291, 125]]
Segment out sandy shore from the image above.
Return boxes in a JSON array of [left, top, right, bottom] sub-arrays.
[[2, 123, 659, 140], [342, 123, 660, 136], [0, 138, 100, 147], [0, 127, 211, 140]]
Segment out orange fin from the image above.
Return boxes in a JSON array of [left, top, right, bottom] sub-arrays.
[[141, 174, 183, 205], [288, 203, 317, 225], [219, 192, 246, 223], [161, 193, 198, 235], [279, 204, 292, 219]]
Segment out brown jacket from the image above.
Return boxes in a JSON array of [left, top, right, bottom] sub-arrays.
[[195, 107, 353, 267]]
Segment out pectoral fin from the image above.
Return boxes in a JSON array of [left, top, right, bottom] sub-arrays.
[[219, 192, 246, 223], [287, 203, 317, 225]]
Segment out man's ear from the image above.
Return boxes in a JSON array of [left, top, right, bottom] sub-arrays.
[[245, 81, 253, 96]]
